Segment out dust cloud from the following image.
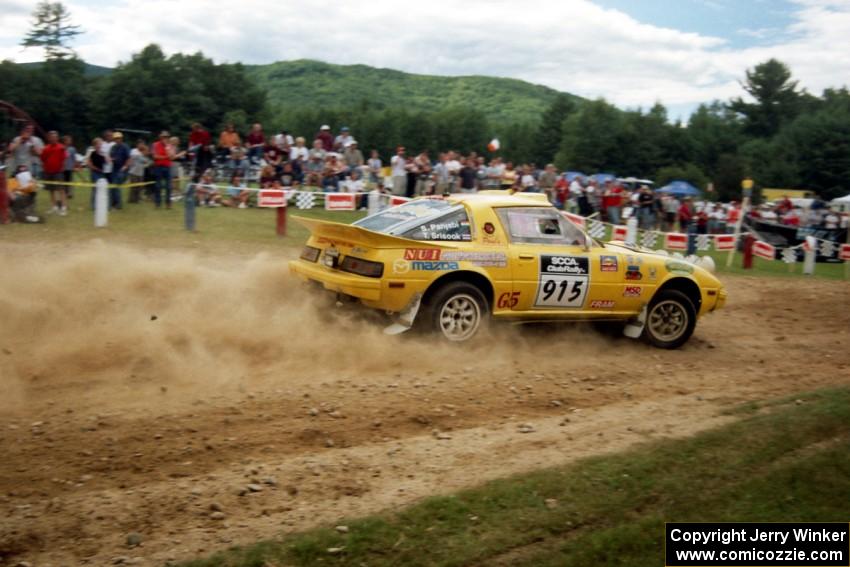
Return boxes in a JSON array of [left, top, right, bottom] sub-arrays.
[[0, 241, 615, 414], [0, 241, 576, 409]]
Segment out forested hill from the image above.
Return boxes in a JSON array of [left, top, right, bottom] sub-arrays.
[[19, 60, 112, 77], [244, 59, 580, 124]]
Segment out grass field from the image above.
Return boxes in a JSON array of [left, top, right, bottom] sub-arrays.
[[4, 182, 846, 279], [178, 386, 850, 567]]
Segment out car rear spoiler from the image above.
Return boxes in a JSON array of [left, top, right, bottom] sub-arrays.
[[292, 216, 460, 249]]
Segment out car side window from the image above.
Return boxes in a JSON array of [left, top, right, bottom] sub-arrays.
[[496, 207, 585, 246], [403, 208, 472, 241]]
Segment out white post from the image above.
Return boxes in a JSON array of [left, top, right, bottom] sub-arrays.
[[94, 178, 108, 227], [626, 216, 638, 247], [368, 189, 382, 216], [803, 236, 816, 275]]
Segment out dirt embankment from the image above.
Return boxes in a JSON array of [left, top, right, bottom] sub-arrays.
[[1, 241, 848, 566]]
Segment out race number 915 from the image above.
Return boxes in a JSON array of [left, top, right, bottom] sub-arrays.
[[535, 255, 590, 308]]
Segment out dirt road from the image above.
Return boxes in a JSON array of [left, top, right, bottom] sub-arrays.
[[1, 241, 848, 566]]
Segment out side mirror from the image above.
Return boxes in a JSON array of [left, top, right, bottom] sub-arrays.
[[583, 232, 593, 251]]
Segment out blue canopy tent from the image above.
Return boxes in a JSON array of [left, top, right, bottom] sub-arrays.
[[656, 180, 701, 197], [564, 171, 585, 182], [589, 173, 616, 184]]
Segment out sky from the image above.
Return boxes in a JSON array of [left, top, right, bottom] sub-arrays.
[[1, 0, 849, 120]]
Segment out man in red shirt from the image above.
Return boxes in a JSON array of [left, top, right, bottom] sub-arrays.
[[40, 130, 67, 215], [188, 123, 213, 180], [151, 131, 173, 209], [246, 122, 265, 164], [315, 125, 334, 152]]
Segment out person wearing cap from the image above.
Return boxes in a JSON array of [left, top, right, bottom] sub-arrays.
[[151, 131, 174, 208], [316, 125, 334, 152], [8, 124, 44, 174], [343, 139, 364, 173], [390, 146, 407, 196], [109, 132, 130, 210], [334, 127, 353, 152]]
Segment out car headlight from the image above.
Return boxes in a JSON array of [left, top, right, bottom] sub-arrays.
[[340, 256, 384, 278], [300, 246, 320, 262]]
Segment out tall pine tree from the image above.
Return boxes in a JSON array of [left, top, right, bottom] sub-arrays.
[[21, 2, 82, 61]]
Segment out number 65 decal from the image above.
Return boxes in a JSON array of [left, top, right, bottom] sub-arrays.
[[497, 291, 520, 309]]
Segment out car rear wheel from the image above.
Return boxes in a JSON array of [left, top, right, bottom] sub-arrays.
[[642, 289, 696, 349], [425, 282, 489, 342]]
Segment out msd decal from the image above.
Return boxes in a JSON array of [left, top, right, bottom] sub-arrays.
[[623, 286, 641, 298]]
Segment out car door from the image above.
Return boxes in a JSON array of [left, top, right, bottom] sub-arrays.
[[495, 207, 627, 316]]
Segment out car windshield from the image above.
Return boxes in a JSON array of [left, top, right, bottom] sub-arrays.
[[354, 199, 457, 235], [496, 206, 587, 246]]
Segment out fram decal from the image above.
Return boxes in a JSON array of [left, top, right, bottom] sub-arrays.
[[404, 249, 441, 261], [589, 300, 615, 309], [600, 255, 618, 272], [411, 261, 459, 271], [623, 286, 642, 298]]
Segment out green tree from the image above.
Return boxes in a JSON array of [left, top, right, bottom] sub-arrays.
[[778, 107, 850, 199], [20, 1, 82, 61], [555, 99, 623, 172], [532, 94, 575, 165], [728, 59, 803, 138], [687, 101, 744, 176], [96, 44, 266, 138]]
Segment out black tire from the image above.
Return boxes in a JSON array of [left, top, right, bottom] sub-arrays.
[[422, 281, 489, 342], [641, 289, 696, 349]]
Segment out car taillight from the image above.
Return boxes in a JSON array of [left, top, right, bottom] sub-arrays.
[[340, 256, 384, 278], [300, 246, 320, 262]]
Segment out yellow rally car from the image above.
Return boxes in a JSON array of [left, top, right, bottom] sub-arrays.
[[289, 192, 726, 348]]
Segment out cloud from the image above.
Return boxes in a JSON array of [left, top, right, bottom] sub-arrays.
[[1, 0, 849, 117]]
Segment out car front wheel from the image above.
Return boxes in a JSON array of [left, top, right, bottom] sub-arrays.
[[425, 282, 489, 342], [642, 289, 696, 349]]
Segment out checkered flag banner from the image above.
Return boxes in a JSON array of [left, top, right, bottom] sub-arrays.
[[641, 230, 658, 249], [819, 240, 836, 258], [295, 192, 316, 210], [696, 234, 712, 251], [781, 247, 797, 264], [587, 219, 606, 239]]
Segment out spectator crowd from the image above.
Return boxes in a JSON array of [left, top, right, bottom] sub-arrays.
[[1, 121, 846, 234]]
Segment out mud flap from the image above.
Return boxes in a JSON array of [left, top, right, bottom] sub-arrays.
[[383, 293, 422, 336], [623, 304, 648, 339]]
